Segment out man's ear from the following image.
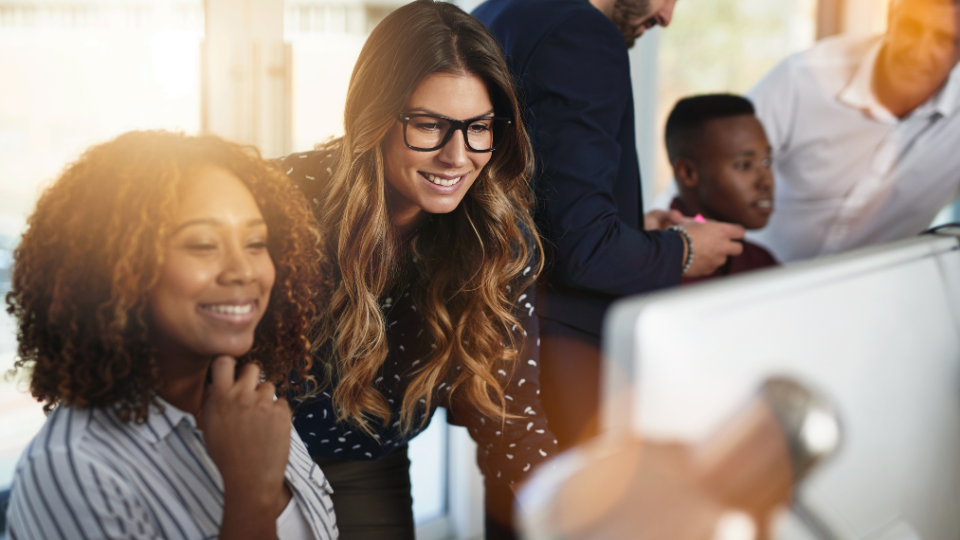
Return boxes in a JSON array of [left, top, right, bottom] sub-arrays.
[[673, 157, 699, 189]]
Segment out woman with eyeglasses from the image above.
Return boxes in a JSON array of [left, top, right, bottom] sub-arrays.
[[278, 1, 557, 538]]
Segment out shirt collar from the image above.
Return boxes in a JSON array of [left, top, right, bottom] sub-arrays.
[[931, 60, 960, 117], [839, 36, 960, 122], [838, 37, 898, 123], [123, 395, 198, 444]]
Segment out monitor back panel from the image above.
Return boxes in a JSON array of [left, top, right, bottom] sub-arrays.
[[603, 235, 960, 540]]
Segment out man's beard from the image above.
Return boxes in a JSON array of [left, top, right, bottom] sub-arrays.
[[611, 0, 654, 48]]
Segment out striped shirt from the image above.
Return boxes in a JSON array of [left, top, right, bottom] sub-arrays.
[[5, 398, 338, 539]]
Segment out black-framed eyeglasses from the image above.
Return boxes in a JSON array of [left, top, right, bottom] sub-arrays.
[[397, 113, 512, 152]]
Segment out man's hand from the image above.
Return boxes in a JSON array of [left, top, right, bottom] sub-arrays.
[[201, 356, 292, 539], [644, 209, 689, 230], [682, 221, 746, 277]]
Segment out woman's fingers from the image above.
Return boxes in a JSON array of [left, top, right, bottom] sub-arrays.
[[201, 359, 292, 505], [256, 380, 279, 400], [272, 396, 292, 418], [236, 361, 263, 393], [208, 355, 237, 395]]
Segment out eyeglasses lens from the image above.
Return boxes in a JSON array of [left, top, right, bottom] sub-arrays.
[[404, 117, 506, 151]]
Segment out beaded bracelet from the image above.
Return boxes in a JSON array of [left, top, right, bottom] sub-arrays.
[[668, 225, 694, 275]]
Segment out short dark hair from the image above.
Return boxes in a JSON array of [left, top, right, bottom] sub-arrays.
[[665, 94, 756, 162]]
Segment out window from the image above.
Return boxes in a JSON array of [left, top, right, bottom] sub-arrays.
[[284, 0, 389, 151], [0, 0, 204, 498]]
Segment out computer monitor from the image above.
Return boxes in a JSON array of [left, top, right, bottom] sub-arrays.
[[519, 233, 960, 540]]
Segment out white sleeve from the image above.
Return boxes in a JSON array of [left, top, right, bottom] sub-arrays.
[[747, 54, 802, 157]]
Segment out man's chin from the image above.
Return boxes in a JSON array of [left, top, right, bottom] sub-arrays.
[[611, 0, 653, 47], [891, 77, 944, 104], [621, 23, 647, 48]]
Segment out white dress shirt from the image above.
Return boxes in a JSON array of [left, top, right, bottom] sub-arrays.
[[745, 34, 960, 262], [6, 398, 338, 539]]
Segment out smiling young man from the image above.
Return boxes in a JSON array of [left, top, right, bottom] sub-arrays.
[[665, 94, 779, 284], [748, 0, 960, 262]]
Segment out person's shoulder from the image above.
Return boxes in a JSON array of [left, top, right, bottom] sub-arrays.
[[277, 144, 341, 200], [751, 34, 879, 100], [277, 145, 340, 181], [518, 3, 626, 84], [536, 0, 609, 23], [787, 33, 880, 73], [477, 0, 601, 26], [541, 0, 620, 41], [478, 0, 616, 52], [14, 406, 113, 482], [21, 406, 96, 456]]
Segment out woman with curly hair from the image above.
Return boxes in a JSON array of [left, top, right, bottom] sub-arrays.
[[278, 1, 557, 538], [6, 131, 337, 540]]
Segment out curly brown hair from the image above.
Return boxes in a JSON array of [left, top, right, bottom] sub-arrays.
[[7, 130, 323, 423]]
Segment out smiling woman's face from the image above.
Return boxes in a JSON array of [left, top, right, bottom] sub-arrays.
[[149, 165, 276, 363], [382, 72, 495, 232]]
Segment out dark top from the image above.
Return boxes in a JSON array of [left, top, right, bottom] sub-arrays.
[[278, 150, 557, 486], [474, 0, 685, 337], [670, 198, 780, 284]]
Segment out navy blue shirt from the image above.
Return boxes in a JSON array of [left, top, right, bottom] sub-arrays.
[[279, 150, 558, 485], [475, 0, 685, 336]]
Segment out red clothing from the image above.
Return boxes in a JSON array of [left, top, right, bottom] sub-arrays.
[[670, 198, 780, 285]]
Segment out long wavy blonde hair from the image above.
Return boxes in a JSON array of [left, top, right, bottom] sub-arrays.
[[312, 0, 542, 434]]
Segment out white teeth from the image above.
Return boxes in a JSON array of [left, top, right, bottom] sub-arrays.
[[205, 303, 253, 315], [425, 173, 463, 187], [756, 200, 773, 209]]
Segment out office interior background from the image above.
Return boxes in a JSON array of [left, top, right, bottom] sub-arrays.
[[0, 0, 930, 538]]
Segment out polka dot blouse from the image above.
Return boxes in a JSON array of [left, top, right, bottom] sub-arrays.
[[280, 149, 558, 486]]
